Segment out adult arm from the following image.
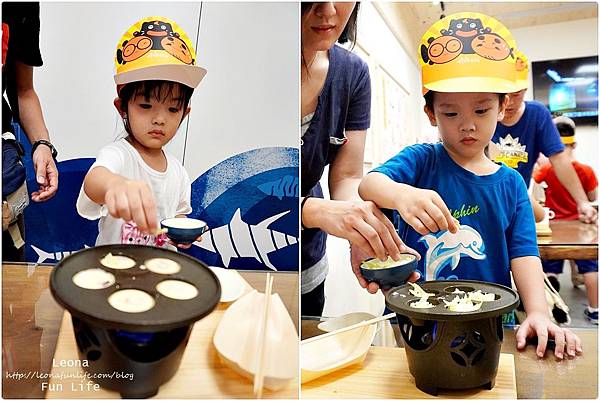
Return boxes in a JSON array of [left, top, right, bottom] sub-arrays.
[[548, 151, 597, 223], [14, 61, 58, 202], [301, 131, 417, 293]]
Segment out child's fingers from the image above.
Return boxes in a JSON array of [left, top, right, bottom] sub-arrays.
[[549, 326, 565, 359], [139, 186, 158, 232], [116, 192, 133, 222], [417, 210, 439, 233], [514, 323, 529, 349], [106, 192, 118, 218], [535, 331, 549, 357], [563, 329, 578, 357], [129, 193, 149, 233], [431, 195, 458, 233], [407, 216, 429, 236]]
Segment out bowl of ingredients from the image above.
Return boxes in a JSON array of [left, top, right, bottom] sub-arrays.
[[160, 218, 208, 245], [360, 254, 417, 289]]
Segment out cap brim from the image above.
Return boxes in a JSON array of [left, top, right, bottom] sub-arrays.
[[424, 77, 519, 94], [514, 79, 529, 91], [114, 64, 207, 89]]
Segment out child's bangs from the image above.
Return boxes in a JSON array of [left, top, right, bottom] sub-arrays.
[[131, 81, 193, 108]]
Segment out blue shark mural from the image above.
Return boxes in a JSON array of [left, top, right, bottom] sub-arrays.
[[184, 147, 299, 271]]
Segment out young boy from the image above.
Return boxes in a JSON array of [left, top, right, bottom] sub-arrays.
[[534, 116, 598, 324], [359, 12, 581, 358]]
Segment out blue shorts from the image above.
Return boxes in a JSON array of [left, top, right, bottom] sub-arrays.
[[542, 259, 598, 275]]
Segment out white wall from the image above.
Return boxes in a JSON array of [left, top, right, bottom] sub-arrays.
[[512, 18, 599, 175], [186, 2, 299, 174], [35, 2, 299, 177]]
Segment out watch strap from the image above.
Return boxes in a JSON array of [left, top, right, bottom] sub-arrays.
[[31, 140, 58, 159]]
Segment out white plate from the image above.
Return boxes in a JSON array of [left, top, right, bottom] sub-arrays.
[[208, 266, 246, 303]]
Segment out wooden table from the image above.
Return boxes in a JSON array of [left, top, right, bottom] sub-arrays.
[[2, 263, 298, 399], [538, 220, 598, 260], [301, 319, 598, 399]]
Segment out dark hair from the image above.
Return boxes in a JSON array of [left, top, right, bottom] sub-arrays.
[[424, 91, 507, 111], [301, 3, 360, 71], [555, 122, 575, 137], [118, 80, 194, 136]]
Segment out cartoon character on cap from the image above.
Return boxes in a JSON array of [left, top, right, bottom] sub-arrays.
[[114, 16, 207, 91], [419, 12, 518, 94], [514, 50, 529, 91]]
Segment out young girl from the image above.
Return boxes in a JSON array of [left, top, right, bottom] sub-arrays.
[[77, 16, 207, 248], [359, 12, 581, 359]]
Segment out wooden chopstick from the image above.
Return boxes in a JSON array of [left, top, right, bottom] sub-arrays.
[[300, 312, 396, 345], [253, 273, 273, 398]]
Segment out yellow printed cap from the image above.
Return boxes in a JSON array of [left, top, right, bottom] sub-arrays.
[[420, 12, 518, 94], [553, 116, 576, 144], [114, 17, 207, 89], [514, 50, 529, 90]]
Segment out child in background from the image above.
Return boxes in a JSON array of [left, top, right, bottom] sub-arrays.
[[77, 17, 207, 247], [534, 116, 598, 324], [359, 12, 581, 358]]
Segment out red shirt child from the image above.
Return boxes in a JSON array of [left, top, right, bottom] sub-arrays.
[[533, 117, 598, 220]]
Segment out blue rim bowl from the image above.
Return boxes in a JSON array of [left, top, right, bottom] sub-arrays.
[[360, 254, 418, 290], [160, 218, 208, 245]]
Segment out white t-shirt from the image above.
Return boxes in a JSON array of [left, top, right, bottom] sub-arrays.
[[77, 138, 192, 246]]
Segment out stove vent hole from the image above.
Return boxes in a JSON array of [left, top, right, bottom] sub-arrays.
[[397, 314, 437, 351]]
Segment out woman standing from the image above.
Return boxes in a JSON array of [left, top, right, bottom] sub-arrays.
[[300, 2, 417, 315]]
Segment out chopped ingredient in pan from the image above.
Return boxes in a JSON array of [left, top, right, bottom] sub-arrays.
[[468, 290, 495, 302], [410, 297, 436, 309], [408, 282, 435, 298], [443, 295, 482, 312]]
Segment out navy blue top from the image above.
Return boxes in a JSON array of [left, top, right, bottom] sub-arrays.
[[493, 101, 564, 185], [301, 44, 371, 270], [371, 143, 539, 288]]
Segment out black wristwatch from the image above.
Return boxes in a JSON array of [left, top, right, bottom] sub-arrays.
[[31, 140, 58, 159]]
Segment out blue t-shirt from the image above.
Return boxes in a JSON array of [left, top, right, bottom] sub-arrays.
[[371, 143, 539, 288], [493, 101, 564, 185], [301, 44, 371, 271]]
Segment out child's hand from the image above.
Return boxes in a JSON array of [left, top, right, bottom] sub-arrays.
[[515, 311, 582, 359], [394, 187, 459, 235], [577, 201, 598, 224], [350, 243, 421, 294], [105, 180, 158, 234]]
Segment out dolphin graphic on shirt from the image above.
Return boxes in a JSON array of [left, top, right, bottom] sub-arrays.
[[419, 225, 486, 280]]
